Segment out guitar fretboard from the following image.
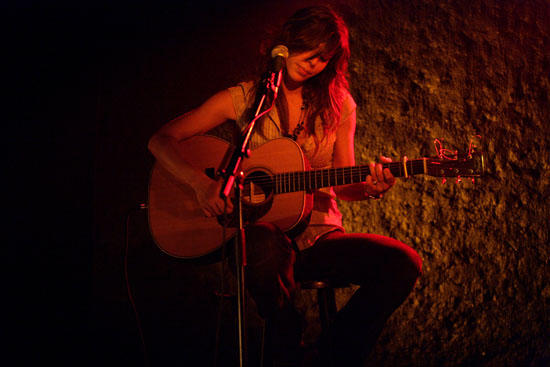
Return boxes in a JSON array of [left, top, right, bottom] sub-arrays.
[[267, 159, 428, 194]]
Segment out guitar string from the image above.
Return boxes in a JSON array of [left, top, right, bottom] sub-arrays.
[[241, 160, 428, 194], [243, 161, 426, 181], [242, 161, 428, 187]]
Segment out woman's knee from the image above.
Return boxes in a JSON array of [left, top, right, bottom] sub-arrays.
[[402, 244, 422, 276], [355, 234, 422, 286], [392, 243, 422, 289], [244, 222, 293, 266]]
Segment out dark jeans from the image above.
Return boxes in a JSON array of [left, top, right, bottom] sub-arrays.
[[244, 222, 422, 366]]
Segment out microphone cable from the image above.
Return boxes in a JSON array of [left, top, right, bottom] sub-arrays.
[[124, 203, 150, 367]]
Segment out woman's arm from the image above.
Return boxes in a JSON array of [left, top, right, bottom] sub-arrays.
[[332, 99, 395, 201], [148, 89, 237, 216]]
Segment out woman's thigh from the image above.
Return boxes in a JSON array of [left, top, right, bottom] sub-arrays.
[[295, 231, 422, 286]]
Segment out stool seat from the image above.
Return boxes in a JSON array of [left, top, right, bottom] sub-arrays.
[[301, 280, 330, 289], [301, 279, 350, 289]]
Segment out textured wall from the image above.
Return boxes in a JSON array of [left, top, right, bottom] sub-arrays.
[[83, 0, 550, 366], [335, 0, 550, 365]]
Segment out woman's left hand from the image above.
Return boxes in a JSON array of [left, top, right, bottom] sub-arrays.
[[364, 156, 396, 198]]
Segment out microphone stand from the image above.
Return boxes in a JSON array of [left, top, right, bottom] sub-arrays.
[[218, 70, 282, 367]]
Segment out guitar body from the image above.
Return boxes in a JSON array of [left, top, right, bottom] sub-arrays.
[[148, 135, 311, 258]]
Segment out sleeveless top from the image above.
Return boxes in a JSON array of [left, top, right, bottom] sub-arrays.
[[227, 81, 356, 250]]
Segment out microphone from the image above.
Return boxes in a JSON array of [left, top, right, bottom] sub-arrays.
[[270, 44, 289, 74], [269, 45, 289, 96]]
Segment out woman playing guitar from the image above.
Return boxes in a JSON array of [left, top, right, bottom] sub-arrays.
[[148, 6, 422, 367]]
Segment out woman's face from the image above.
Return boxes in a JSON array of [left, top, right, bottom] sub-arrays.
[[285, 45, 331, 85]]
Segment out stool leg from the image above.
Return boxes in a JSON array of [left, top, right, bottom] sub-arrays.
[[317, 287, 338, 367], [319, 287, 339, 333], [326, 287, 337, 322], [317, 288, 328, 332]]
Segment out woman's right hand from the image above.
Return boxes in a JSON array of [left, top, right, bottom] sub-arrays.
[[147, 88, 238, 217], [194, 177, 234, 217]]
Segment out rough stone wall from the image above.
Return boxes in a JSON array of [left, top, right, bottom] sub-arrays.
[[330, 0, 549, 365]]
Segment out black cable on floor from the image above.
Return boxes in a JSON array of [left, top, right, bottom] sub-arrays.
[[124, 203, 150, 367]]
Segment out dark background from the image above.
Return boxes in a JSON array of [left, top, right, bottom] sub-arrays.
[[10, 0, 549, 366]]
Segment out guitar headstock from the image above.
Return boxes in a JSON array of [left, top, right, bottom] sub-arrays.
[[426, 151, 485, 178]]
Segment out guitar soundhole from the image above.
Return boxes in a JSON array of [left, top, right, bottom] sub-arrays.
[[243, 170, 273, 205], [216, 169, 274, 228]]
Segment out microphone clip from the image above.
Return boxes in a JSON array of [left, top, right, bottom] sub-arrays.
[[265, 69, 282, 99]]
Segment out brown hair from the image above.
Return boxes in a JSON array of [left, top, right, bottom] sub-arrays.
[[276, 6, 350, 135], [250, 6, 350, 141]]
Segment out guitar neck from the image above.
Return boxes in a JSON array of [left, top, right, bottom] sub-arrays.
[[271, 158, 428, 194]]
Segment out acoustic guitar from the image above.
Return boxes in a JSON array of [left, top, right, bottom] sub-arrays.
[[148, 135, 484, 258]]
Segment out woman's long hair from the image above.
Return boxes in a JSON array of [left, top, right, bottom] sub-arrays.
[[248, 6, 350, 141], [274, 6, 350, 136]]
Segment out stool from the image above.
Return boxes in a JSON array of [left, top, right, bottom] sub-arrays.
[[259, 280, 348, 366], [299, 280, 349, 367], [301, 280, 344, 333]]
